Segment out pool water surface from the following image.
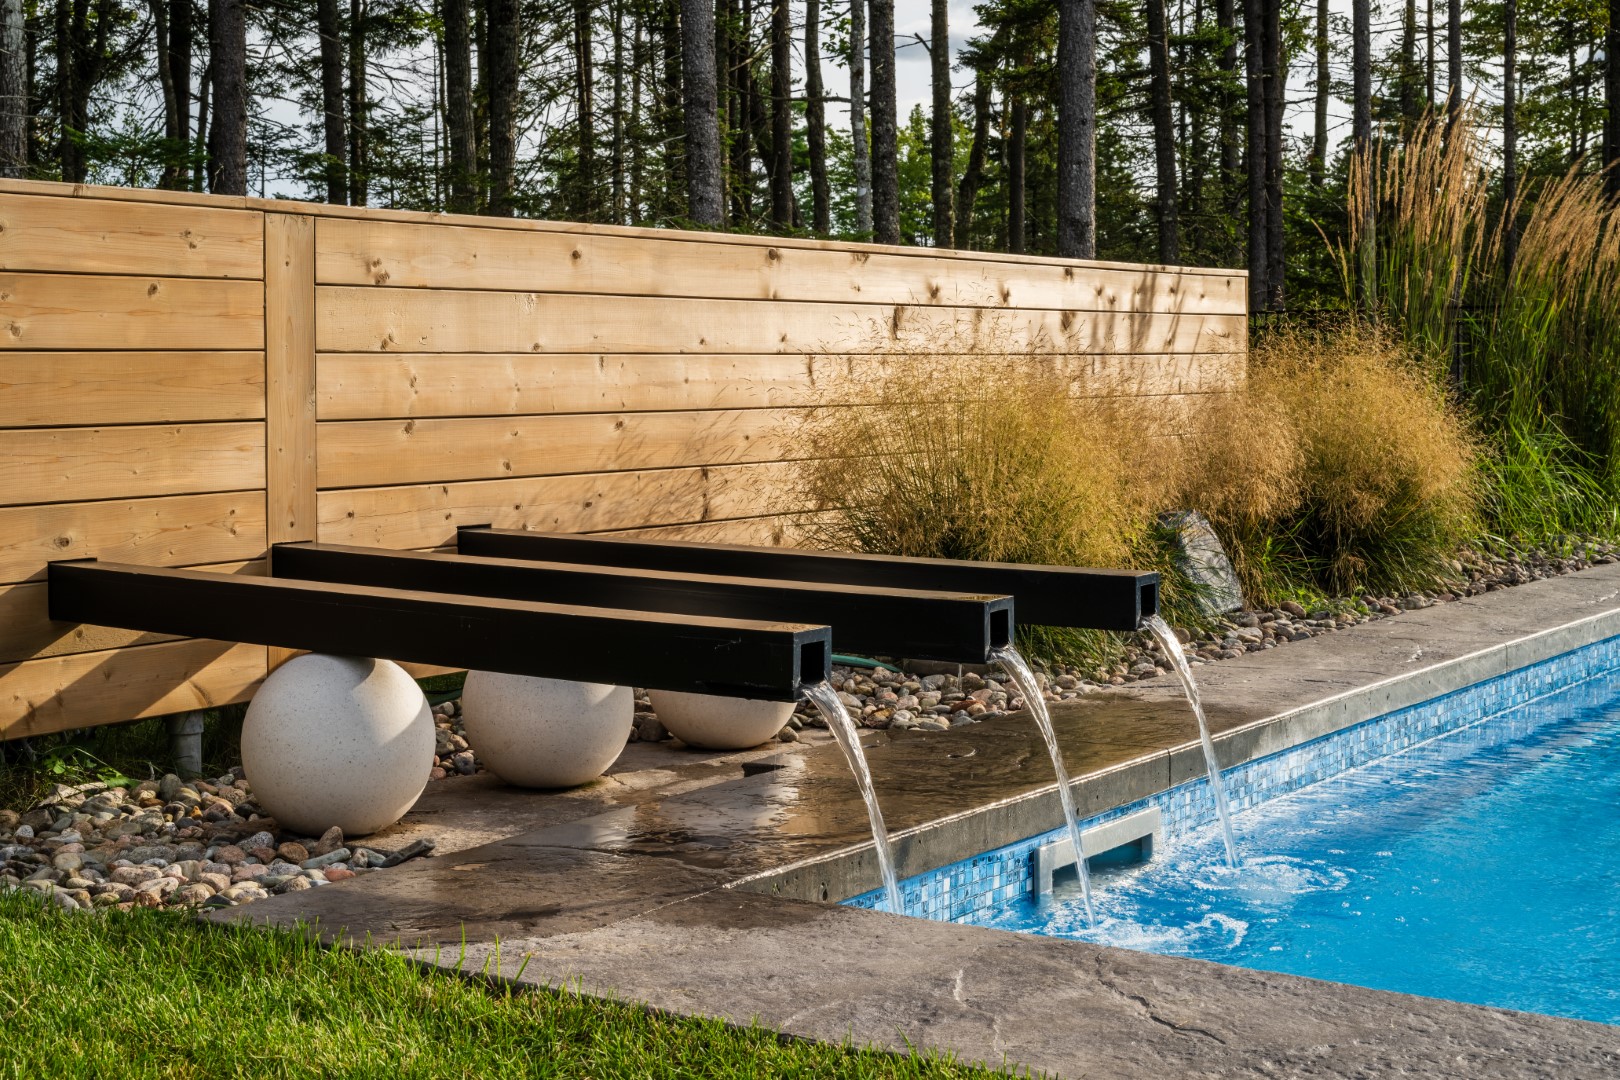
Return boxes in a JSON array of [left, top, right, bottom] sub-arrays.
[[982, 669, 1620, 1025]]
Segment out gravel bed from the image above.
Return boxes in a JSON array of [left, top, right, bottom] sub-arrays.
[[4, 543, 1611, 916]]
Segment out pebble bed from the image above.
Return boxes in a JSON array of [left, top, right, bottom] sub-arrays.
[[4, 545, 1611, 916]]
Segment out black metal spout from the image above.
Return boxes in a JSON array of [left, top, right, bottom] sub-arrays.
[[457, 528, 1158, 633], [48, 561, 831, 700], [270, 542, 1013, 664]]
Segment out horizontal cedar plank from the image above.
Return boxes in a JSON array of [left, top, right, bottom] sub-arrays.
[[316, 461, 794, 550], [0, 639, 265, 739], [0, 352, 265, 426], [315, 352, 1245, 420], [316, 410, 798, 489], [0, 560, 264, 664], [0, 273, 263, 350], [0, 422, 266, 507], [0, 490, 266, 584], [314, 286, 1244, 356], [0, 178, 1243, 280], [316, 217, 1246, 315], [599, 514, 821, 547], [0, 192, 264, 279]]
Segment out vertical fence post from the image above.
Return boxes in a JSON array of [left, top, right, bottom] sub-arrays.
[[264, 213, 317, 672]]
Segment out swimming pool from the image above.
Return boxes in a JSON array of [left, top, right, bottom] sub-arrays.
[[849, 636, 1620, 1025]]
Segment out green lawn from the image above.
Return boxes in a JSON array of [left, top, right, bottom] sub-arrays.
[[0, 890, 1017, 1079]]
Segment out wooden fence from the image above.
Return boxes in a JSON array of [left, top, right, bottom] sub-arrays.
[[0, 179, 1246, 739]]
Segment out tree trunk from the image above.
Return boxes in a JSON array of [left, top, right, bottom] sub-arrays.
[[1399, 0, 1417, 127], [629, 6, 645, 218], [1244, 0, 1267, 310], [147, 0, 178, 187], [574, 0, 595, 219], [869, 0, 898, 243], [1425, 0, 1434, 108], [1445, 0, 1460, 126], [1310, 0, 1327, 185], [849, 0, 871, 234], [956, 66, 990, 249], [1008, 91, 1026, 254], [929, 0, 952, 247], [486, 0, 518, 215], [727, 0, 753, 222], [1353, 0, 1373, 310], [1504, 0, 1517, 268], [1056, 0, 1096, 258], [347, 0, 366, 205], [1607, 0, 1619, 199], [611, 0, 625, 223], [317, 0, 347, 203], [194, 51, 209, 191], [1263, 0, 1284, 306], [659, 0, 682, 216], [444, 0, 474, 210], [207, 0, 245, 194], [804, 0, 828, 232], [1147, 0, 1179, 262], [680, 0, 723, 224], [769, 0, 791, 229], [1216, 0, 1240, 254], [170, 0, 193, 187], [0, 0, 28, 176]]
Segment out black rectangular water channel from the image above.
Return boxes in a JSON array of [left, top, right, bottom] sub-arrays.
[[455, 528, 1160, 632], [270, 542, 1014, 663], [47, 561, 830, 700]]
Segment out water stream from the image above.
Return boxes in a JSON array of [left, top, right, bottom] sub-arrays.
[[802, 680, 905, 914], [990, 645, 1098, 927], [1140, 614, 1240, 868]]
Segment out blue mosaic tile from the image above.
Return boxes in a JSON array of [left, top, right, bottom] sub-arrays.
[[846, 632, 1620, 918]]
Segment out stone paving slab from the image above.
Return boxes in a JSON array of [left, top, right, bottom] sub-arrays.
[[423, 888, 1620, 1080]]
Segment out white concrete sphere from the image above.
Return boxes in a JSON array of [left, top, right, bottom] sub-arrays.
[[460, 672, 632, 788], [646, 689, 795, 750], [242, 654, 434, 837]]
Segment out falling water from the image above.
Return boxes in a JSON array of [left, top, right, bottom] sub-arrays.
[[990, 645, 1097, 927], [802, 680, 904, 914], [1140, 614, 1240, 868]]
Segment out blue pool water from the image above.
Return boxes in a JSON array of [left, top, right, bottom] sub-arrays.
[[983, 669, 1620, 1025]]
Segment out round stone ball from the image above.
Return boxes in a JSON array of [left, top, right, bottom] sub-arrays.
[[461, 672, 632, 788], [646, 690, 795, 750], [242, 654, 434, 837]]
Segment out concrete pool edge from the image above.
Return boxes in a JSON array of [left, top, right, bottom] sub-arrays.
[[211, 564, 1620, 1077]]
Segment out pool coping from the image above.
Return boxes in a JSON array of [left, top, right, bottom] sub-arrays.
[[213, 565, 1620, 1077]]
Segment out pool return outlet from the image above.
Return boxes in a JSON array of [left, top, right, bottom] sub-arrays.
[[47, 533, 1194, 918]]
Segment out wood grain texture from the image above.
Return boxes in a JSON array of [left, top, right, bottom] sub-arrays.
[[317, 461, 793, 549], [314, 286, 1244, 356], [315, 351, 1245, 420], [0, 352, 264, 426], [0, 179, 1247, 284], [0, 490, 266, 584], [0, 422, 265, 506], [0, 273, 263, 350], [0, 639, 265, 739], [316, 410, 800, 489], [315, 217, 1246, 314], [0, 192, 264, 279], [265, 215, 318, 545], [0, 560, 264, 664]]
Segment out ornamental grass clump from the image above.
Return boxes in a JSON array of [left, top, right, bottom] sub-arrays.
[[788, 347, 1190, 662], [1190, 327, 1480, 600]]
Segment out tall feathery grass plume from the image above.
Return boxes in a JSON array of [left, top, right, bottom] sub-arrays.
[[1333, 108, 1489, 375]]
